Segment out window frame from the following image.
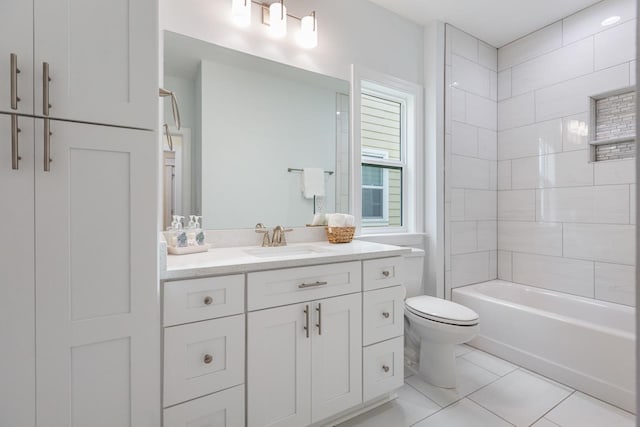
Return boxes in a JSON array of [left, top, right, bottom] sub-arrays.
[[351, 65, 424, 235], [361, 148, 391, 225]]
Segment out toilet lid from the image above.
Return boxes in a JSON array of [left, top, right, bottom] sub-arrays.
[[405, 296, 479, 326]]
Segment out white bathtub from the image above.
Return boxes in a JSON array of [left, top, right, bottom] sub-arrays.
[[452, 280, 636, 413]]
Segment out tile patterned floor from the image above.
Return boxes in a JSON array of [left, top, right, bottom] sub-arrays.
[[338, 345, 635, 427]]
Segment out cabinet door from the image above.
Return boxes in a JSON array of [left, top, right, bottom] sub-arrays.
[[311, 293, 363, 423], [0, 1, 33, 115], [33, 0, 157, 129], [0, 113, 35, 426], [247, 303, 312, 427], [34, 119, 159, 427]]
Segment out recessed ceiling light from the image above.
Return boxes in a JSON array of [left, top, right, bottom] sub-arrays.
[[601, 16, 621, 26]]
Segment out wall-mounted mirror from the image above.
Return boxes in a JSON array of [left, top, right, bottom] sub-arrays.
[[162, 31, 350, 230]]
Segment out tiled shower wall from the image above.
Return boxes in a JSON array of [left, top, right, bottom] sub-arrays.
[[444, 25, 498, 296], [496, 0, 637, 306]]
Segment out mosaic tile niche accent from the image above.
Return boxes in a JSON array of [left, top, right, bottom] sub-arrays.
[[594, 91, 636, 161]]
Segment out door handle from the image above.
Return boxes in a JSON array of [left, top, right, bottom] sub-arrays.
[[298, 281, 328, 289], [303, 304, 310, 338], [43, 62, 51, 116], [43, 118, 52, 172], [10, 53, 20, 110], [11, 114, 21, 170], [316, 303, 322, 335]]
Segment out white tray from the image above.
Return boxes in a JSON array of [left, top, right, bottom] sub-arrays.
[[167, 243, 211, 255]]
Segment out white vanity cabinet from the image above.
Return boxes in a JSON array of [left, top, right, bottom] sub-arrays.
[[161, 248, 409, 427], [1, 0, 156, 129], [247, 293, 362, 426]]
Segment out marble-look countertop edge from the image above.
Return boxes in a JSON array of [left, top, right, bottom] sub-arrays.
[[160, 243, 412, 281]]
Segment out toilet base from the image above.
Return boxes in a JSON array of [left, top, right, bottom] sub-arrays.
[[418, 341, 457, 389]]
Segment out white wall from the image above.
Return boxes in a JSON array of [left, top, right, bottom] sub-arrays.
[[160, 0, 424, 85], [200, 59, 338, 229], [444, 25, 499, 297], [497, 0, 637, 306]]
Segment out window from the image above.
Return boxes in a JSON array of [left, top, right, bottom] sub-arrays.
[[361, 91, 406, 229]]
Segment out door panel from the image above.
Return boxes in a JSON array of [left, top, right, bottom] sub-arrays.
[[247, 303, 312, 427], [311, 293, 363, 423], [0, 113, 35, 426], [0, 1, 33, 115], [35, 119, 159, 426], [34, 0, 157, 129]]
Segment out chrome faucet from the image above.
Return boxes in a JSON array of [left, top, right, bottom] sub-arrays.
[[271, 225, 293, 247]]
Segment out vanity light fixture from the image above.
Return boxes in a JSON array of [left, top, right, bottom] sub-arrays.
[[231, 0, 252, 27], [601, 15, 621, 26], [268, 0, 287, 38], [297, 11, 318, 48], [230, 0, 319, 48]]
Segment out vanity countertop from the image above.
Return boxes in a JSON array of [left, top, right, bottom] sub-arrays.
[[161, 240, 412, 280]]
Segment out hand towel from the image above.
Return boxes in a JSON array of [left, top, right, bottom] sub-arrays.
[[303, 168, 325, 199], [327, 213, 354, 227]]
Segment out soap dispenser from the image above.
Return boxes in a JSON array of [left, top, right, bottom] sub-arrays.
[[173, 215, 187, 247], [194, 216, 205, 246]]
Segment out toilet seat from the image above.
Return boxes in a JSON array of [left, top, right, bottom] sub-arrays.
[[405, 296, 479, 326]]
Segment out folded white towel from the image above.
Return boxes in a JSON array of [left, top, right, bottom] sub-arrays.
[[327, 213, 355, 227], [311, 213, 327, 226], [303, 168, 325, 199]]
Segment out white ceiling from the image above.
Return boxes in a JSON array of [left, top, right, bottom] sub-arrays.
[[367, 0, 604, 47]]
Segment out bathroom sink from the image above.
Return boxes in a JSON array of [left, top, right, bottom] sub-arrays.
[[244, 245, 326, 258]]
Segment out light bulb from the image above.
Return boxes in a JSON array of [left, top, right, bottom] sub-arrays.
[[601, 16, 621, 26], [297, 13, 318, 48], [231, 0, 251, 27], [269, 1, 287, 38]]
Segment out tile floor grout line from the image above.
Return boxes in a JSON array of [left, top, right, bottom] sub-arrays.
[[526, 390, 576, 427], [460, 352, 518, 377]]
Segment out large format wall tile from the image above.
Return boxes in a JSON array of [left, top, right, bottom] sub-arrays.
[[465, 190, 497, 220], [498, 92, 535, 130], [563, 224, 635, 265], [562, 0, 636, 46], [451, 221, 477, 254], [536, 186, 630, 224], [595, 262, 636, 306], [511, 37, 594, 96], [511, 151, 594, 189], [452, 55, 494, 99], [594, 158, 636, 185], [535, 64, 630, 121], [498, 221, 563, 256], [595, 19, 637, 70], [498, 190, 536, 221], [498, 119, 562, 160], [498, 21, 562, 70], [512, 253, 595, 297], [451, 252, 491, 287], [451, 155, 491, 189]]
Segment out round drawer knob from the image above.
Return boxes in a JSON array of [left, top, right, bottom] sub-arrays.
[[204, 296, 213, 305], [382, 365, 390, 373], [203, 354, 213, 364], [382, 312, 390, 319], [382, 270, 390, 277]]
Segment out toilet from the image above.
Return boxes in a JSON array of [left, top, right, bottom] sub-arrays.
[[403, 249, 479, 389]]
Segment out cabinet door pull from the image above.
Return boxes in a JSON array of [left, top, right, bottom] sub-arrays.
[[203, 296, 213, 305], [203, 354, 213, 364], [43, 62, 51, 116], [382, 311, 390, 319], [11, 114, 21, 170], [382, 270, 390, 278], [382, 365, 390, 373], [44, 118, 52, 172], [316, 303, 322, 335], [298, 281, 328, 289], [303, 304, 310, 338], [10, 53, 20, 110]]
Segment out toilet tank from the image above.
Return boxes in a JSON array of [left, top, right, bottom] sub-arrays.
[[403, 248, 425, 298]]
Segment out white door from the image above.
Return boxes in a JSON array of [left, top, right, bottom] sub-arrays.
[[0, 0, 33, 115], [0, 113, 35, 426], [33, 0, 157, 129], [311, 293, 363, 423], [247, 303, 312, 427], [34, 119, 159, 427]]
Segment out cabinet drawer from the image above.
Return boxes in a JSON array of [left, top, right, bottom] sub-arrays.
[[363, 337, 404, 402], [247, 261, 361, 310], [164, 315, 245, 407], [363, 286, 405, 346], [163, 384, 245, 427], [363, 257, 404, 291], [164, 275, 244, 327]]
